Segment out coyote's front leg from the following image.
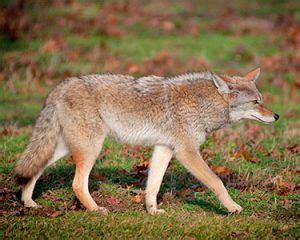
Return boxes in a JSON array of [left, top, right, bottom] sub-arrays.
[[146, 145, 173, 214], [175, 145, 242, 213]]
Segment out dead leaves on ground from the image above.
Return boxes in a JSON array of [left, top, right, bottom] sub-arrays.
[[287, 144, 300, 154], [211, 166, 234, 177], [42, 190, 64, 202], [40, 36, 66, 54], [124, 49, 210, 76], [0, 187, 18, 202], [1, 123, 298, 218], [1, 126, 20, 136], [0, 158, 298, 218], [100, 143, 298, 196]]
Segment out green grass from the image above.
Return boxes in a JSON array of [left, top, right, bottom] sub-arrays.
[[0, 0, 299, 239], [2, 207, 298, 239], [0, 129, 299, 238]]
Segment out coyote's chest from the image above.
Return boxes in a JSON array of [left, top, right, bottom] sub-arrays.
[[106, 120, 172, 146]]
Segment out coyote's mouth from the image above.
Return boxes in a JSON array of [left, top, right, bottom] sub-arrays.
[[250, 115, 272, 124]]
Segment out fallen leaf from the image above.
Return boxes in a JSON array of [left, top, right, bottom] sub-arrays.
[[161, 192, 176, 204], [241, 144, 257, 163], [49, 210, 63, 218], [92, 172, 107, 181], [162, 21, 175, 32], [106, 197, 121, 205], [40, 37, 64, 53], [296, 165, 300, 176], [229, 150, 241, 161], [177, 188, 192, 197], [133, 194, 144, 204], [128, 64, 141, 74], [211, 166, 234, 176], [0, 188, 18, 202], [1, 127, 20, 136], [287, 144, 300, 154], [280, 199, 293, 210], [295, 79, 300, 88], [41, 190, 63, 202], [231, 231, 248, 239]]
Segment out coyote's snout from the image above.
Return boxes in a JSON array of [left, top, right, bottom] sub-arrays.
[[15, 68, 279, 214], [248, 103, 279, 123]]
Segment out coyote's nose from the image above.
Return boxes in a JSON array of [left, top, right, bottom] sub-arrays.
[[274, 113, 280, 121]]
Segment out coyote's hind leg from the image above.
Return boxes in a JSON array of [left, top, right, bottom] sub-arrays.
[[70, 133, 107, 213]]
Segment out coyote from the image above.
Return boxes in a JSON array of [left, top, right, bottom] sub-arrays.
[[15, 68, 279, 214]]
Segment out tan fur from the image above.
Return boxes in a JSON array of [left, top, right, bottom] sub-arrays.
[[257, 104, 274, 116], [15, 104, 60, 182], [15, 70, 278, 214], [244, 68, 260, 82]]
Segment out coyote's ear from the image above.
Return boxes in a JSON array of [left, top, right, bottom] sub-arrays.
[[244, 68, 260, 82], [212, 74, 230, 94]]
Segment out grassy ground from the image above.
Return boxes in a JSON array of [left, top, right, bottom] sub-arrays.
[[0, 0, 299, 239]]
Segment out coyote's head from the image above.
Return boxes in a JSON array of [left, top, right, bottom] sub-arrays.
[[212, 68, 279, 124]]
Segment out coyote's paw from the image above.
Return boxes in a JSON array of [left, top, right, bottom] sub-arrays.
[[94, 206, 109, 215], [24, 199, 40, 208], [148, 208, 166, 215], [225, 202, 243, 214]]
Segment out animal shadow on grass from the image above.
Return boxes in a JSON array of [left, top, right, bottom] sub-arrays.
[[29, 163, 228, 215]]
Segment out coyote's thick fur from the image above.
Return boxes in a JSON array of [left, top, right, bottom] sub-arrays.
[[15, 68, 279, 214]]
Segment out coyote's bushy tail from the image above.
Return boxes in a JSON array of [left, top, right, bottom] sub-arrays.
[[15, 104, 60, 184]]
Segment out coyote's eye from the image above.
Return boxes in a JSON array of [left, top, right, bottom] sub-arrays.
[[253, 100, 259, 104]]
